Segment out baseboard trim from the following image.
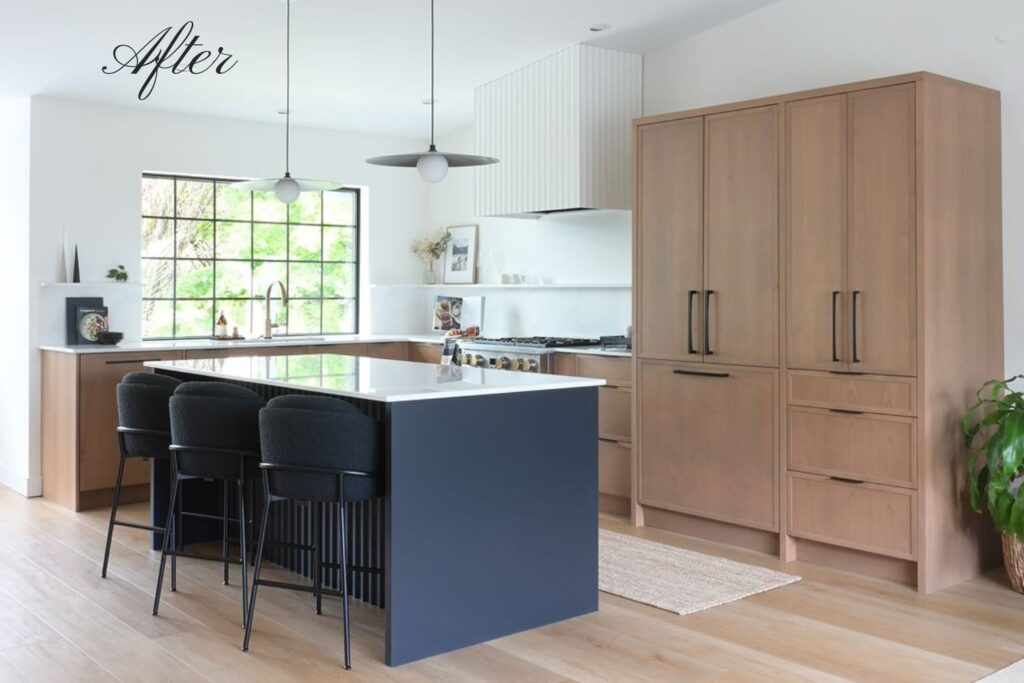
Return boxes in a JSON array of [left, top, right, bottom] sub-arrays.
[[0, 468, 41, 498]]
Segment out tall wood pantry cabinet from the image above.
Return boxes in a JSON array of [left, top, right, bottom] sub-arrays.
[[632, 73, 1003, 592]]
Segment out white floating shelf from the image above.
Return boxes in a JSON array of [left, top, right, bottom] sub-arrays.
[[40, 281, 141, 288], [371, 283, 630, 290]]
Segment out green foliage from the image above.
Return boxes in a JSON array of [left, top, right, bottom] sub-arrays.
[[105, 265, 128, 283], [964, 376, 1024, 538]]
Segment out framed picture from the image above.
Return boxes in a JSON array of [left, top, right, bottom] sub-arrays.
[[443, 224, 478, 284], [65, 297, 104, 345]]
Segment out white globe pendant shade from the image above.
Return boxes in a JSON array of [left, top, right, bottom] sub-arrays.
[[366, 0, 498, 180], [274, 176, 301, 203], [417, 153, 449, 183], [233, 0, 342, 203]]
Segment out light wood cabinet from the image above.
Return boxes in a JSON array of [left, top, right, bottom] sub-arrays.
[[788, 407, 916, 488], [361, 342, 408, 360], [408, 342, 442, 364], [638, 361, 777, 531], [847, 84, 917, 376], [557, 354, 633, 516], [786, 94, 848, 371], [788, 473, 916, 560], [43, 350, 184, 511], [704, 106, 780, 367], [42, 340, 430, 511], [787, 84, 916, 375], [636, 118, 704, 361], [634, 73, 1003, 592]]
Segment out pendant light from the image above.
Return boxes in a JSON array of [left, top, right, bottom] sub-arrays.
[[366, 0, 498, 182], [234, 0, 341, 203]]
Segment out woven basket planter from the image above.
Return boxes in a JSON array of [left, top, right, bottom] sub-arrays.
[[1002, 531, 1024, 593]]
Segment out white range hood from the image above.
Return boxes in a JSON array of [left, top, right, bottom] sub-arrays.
[[474, 44, 642, 218]]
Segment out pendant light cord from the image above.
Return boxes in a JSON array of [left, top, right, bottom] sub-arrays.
[[429, 0, 436, 151], [285, 0, 292, 174]]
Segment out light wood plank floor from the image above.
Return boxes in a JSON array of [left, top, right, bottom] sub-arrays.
[[0, 485, 1022, 682]]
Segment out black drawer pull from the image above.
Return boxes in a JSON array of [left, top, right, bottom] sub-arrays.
[[829, 370, 865, 376], [828, 408, 865, 415], [830, 476, 865, 485], [673, 369, 730, 378], [105, 359, 164, 365]]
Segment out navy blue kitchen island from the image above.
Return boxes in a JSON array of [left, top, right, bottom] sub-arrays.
[[146, 353, 602, 666]]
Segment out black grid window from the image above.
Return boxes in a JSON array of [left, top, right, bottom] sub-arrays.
[[141, 174, 360, 340]]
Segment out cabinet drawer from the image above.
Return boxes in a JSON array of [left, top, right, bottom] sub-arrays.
[[361, 342, 408, 360], [639, 361, 778, 530], [788, 408, 916, 487], [576, 355, 632, 387], [788, 370, 916, 416], [598, 439, 631, 498], [599, 387, 631, 441], [788, 473, 916, 559]]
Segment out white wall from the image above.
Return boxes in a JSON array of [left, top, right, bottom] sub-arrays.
[[25, 97, 430, 494], [643, 0, 1024, 373], [0, 98, 33, 495], [384, 125, 633, 338]]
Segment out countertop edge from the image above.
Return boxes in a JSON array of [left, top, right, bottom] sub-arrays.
[[41, 336, 633, 359], [143, 359, 607, 403]]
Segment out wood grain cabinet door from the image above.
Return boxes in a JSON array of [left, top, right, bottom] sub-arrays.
[[704, 106, 780, 367], [848, 84, 917, 376], [786, 94, 849, 371], [78, 352, 183, 493], [635, 117, 705, 362], [638, 361, 778, 531]]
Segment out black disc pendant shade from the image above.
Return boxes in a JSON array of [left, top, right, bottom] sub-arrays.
[[366, 0, 498, 182], [234, 0, 342, 203]]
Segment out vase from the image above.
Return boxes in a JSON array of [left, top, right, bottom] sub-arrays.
[[1002, 531, 1024, 593], [424, 261, 439, 284]]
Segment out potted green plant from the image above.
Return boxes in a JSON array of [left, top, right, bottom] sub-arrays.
[[964, 375, 1024, 592]]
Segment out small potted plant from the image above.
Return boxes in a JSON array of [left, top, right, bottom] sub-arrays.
[[411, 231, 451, 284], [964, 375, 1024, 592]]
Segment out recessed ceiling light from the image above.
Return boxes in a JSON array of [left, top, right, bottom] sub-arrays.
[[589, 23, 611, 32]]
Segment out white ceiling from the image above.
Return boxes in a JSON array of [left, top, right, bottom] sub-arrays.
[[0, 0, 778, 139]]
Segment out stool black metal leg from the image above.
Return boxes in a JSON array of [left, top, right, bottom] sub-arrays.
[[101, 450, 127, 578], [222, 480, 230, 585], [243, 478, 271, 652], [171, 481, 181, 592], [237, 477, 249, 629], [338, 501, 351, 670], [313, 502, 322, 615], [153, 464, 180, 616]]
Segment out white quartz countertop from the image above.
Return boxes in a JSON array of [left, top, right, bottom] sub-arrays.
[[40, 335, 632, 358], [39, 334, 444, 355], [145, 354, 605, 403]]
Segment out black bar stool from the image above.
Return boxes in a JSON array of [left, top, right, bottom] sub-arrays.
[[243, 395, 381, 669], [153, 381, 265, 626], [102, 372, 182, 578]]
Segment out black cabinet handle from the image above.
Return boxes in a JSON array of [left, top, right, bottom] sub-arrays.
[[673, 369, 730, 378], [687, 290, 699, 355], [851, 290, 861, 363], [831, 291, 841, 362], [105, 359, 163, 365], [830, 476, 865, 485], [829, 408, 865, 415], [703, 290, 714, 355]]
